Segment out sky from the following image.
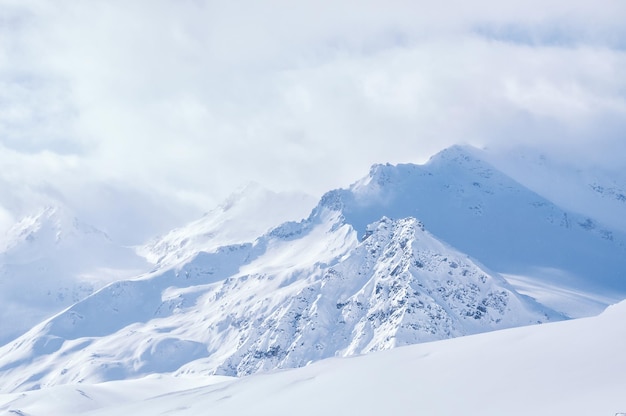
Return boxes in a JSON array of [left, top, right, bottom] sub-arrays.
[[0, 0, 625, 243]]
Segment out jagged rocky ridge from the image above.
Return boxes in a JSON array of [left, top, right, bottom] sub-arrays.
[[212, 215, 559, 377]]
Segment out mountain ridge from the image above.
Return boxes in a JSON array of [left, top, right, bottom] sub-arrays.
[[138, 183, 316, 267], [0, 206, 561, 392], [0, 144, 623, 394], [312, 144, 626, 298]]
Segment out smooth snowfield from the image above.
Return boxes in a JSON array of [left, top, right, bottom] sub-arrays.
[[2, 300, 625, 416], [502, 272, 615, 318], [481, 145, 626, 234]]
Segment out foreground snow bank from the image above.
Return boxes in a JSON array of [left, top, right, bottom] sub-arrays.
[[2, 299, 625, 416]]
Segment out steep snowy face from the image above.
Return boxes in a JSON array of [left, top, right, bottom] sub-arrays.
[[480, 146, 626, 234], [0, 207, 150, 346], [0, 211, 560, 392], [312, 145, 626, 296], [138, 183, 316, 267]]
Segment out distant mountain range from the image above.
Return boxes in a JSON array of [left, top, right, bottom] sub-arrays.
[[0, 206, 149, 345], [0, 144, 624, 393]]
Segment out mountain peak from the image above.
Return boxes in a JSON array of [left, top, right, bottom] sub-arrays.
[[139, 184, 316, 266], [427, 144, 479, 162], [304, 144, 626, 300], [2, 205, 110, 254]]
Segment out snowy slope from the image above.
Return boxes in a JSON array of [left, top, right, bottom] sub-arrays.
[[320, 145, 626, 307], [0, 184, 313, 346], [138, 183, 316, 266], [0, 207, 560, 392], [481, 145, 626, 234], [0, 206, 150, 345], [1, 299, 625, 416]]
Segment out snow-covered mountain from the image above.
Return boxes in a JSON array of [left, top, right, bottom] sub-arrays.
[[323, 145, 626, 310], [0, 204, 561, 392], [0, 144, 623, 395], [0, 206, 150, 345], [0, 186, 315, 347]]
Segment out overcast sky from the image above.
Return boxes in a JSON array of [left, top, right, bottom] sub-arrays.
[[1, 0, 625, 243]]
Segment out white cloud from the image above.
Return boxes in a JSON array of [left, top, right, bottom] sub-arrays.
[[0, 0, 624, 242], [0, 205, 14, 239]]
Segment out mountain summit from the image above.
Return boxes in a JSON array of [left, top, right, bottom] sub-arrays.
[[316, 145, 626, 299]]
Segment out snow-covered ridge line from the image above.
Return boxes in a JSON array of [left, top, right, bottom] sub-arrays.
[[137, 183, 316, 267], [0, 206, 561, 392], [311, 144, 626, 298]]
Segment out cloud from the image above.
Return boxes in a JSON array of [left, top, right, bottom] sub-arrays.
[[0, 205, 14, 239], [0, 0, 625, 242]]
